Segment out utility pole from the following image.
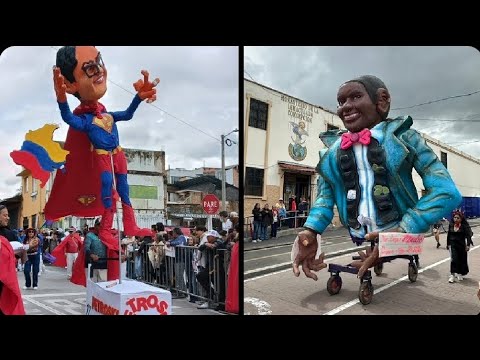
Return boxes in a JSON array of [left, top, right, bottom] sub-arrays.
[[221, 129, 238, 212], [221, 134, 226, 211]]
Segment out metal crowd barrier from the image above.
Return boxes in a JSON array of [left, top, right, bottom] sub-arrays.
[[244, 210, 310, 239], [125, 243, 232, 313]]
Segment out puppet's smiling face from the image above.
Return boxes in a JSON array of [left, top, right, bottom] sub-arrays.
[[336, 82, 382, 133], [72, 46, 108, 101]]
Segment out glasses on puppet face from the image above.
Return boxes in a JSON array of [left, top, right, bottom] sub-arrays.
[[81, 52, 105, 78], [28, 230, 35, 233]]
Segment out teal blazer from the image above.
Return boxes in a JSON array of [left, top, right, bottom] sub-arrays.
[[304, 116, 462, 235]]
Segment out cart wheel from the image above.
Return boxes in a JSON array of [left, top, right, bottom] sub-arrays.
[[327, 275, 342, 295], [358, 281, 374, 305], [374, 263, 383, 276], [408, 263, 418, 282]]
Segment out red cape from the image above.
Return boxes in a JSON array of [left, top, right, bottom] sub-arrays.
[[51, 233, 82, 268], [0, 236, 26, 315], [70, 231, 120, 287], [225, 241, 239, 314], [44, 127, 104, 220]]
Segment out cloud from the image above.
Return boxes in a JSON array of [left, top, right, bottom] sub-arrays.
[[245, 46, 480, 157], [0, 46, 239, 200]]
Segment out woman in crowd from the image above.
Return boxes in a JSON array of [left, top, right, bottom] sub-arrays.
[[447, 210, 473, 283], [22, 228, 41, 290]]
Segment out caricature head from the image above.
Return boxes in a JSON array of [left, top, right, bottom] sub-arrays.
[[56, 46, 108, 102], [336, 75, 391, 133]]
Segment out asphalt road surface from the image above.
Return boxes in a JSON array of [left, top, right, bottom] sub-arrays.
[[19, 264, 221, 315]]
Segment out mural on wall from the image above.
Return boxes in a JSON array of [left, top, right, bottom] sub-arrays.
[[288, 120, 308, 161], [281, 94, 317, 162]]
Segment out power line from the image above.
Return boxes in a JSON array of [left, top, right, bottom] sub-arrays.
[[391, 90, 480, 110], [410, 118, 480, 122], [244, 70, 254, 81], [50, 46, 220, 142], [107, 78, 220, 142]]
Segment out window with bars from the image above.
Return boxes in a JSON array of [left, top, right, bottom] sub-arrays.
[[245, 167, 264, 196], [441, 151, 447, 169], [249, 98, 268, 130]]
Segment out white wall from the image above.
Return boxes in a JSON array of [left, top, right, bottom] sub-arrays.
[[245, 79, 344, 187], [410, 134, 480, 198]]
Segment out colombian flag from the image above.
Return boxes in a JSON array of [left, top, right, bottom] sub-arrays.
[[10, 124, 69, 188]]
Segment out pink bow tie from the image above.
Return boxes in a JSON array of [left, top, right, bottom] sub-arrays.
[[340, 128, 372, 150]]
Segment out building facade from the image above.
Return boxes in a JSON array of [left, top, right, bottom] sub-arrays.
[[244, 79, 344, 222], [167, 176, 239, 228], [244, 79, 480, 224], [168, 165, 239, 187]]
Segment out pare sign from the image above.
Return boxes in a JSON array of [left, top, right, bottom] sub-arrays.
[[202, 194, 220, 215]]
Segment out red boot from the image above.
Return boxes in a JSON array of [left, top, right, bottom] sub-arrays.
[[99, 207, 117, 248], [122, 203, 149, 237]]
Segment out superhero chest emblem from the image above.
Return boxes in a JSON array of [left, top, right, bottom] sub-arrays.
[[92, 114, 114, 133]]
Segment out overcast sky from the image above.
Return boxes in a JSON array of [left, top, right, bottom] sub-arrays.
[[245, 45, 480, 156], [0, 46, 239, 200]]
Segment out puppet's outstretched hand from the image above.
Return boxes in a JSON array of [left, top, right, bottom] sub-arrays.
[[292, 229, 326, 281], [53, 66, 67, 103], [133, 70, 160, 103]]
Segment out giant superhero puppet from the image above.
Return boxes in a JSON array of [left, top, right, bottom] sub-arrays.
[[292, 75, 462, 280], [44, 46, 159, 282]]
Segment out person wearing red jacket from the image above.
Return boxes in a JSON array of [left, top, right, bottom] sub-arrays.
[[0, 235, 25, 315]]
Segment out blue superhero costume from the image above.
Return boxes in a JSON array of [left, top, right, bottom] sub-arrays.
[[44, 94, 145, 238]]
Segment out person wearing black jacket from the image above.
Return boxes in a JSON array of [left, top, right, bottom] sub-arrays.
[[447, 210, 473, 283], [260, 204, 273, 241], [251, 203, 262, 243]]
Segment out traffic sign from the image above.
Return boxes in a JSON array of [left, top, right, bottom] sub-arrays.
[[203, 194, 220, 215]]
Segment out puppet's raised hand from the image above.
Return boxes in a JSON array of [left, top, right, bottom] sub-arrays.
[[133, 70, 160, 103], [292, 229, 326, 281], [53, 66, 67, 103]]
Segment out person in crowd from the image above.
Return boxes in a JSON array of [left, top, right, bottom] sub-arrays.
[[83, 219, 107, 282], [251, 203, 262, 243], [447, 210, 473, 283], [293, 75, 461, 281], [64, 227, 82, 279], [433, 217, 448, 249], [271, 205, 279, 239], [219, 211, 233, 232], [137, 229, 154, 281], [166, 227, 188, 294], [196, 230, 222, 309], [22, 228, 41, 290], [298, 197, 309, 227], [277, 199, 287, 230], [0, 235, 26, 315], [260, 203, 273, 241]]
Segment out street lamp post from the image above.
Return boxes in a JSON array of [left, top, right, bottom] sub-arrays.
[[221, 129, 238, 211]]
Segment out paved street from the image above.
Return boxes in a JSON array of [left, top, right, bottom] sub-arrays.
[[19, 265, 221, 315], [244, 230, 480, 315]]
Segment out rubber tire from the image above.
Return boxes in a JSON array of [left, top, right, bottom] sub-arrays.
[[408, 263, 418, 282], [326, 275, 342, 295], [358, 281, 374, 305]]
